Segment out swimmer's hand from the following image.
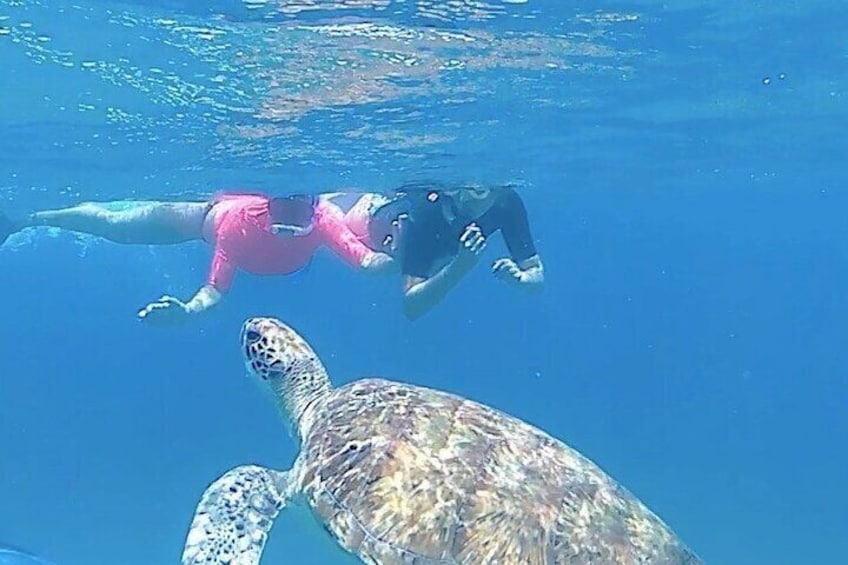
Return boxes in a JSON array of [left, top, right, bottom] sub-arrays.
[[457, 223, 487, 265], [138, 285, 222, 324], [361, 251, 396, 275], [492, 257, 544, 292], [492, 258, 523, 286], [137, 295, 192, 324]]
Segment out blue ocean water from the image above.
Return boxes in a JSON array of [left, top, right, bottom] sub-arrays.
[[1, 0, 846, 563], [0, 543, 54, 565]]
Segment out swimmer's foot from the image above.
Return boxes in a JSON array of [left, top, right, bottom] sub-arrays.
[[0, 210, 22, 246]]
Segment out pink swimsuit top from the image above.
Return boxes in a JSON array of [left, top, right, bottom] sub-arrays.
[[204, 192, 372, 292]]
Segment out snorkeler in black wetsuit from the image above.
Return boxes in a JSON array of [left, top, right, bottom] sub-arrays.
[[368, 183, 544, 320]]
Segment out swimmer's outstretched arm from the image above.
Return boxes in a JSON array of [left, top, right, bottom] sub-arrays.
[[183, 284, 224, 313], [174, 242, 233, 315], [174, 243, 235, 315], [136, 284, 223, 323], [138, 243, 231, 324]]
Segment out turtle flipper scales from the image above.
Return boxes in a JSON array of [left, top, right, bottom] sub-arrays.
[[181, 464, 292, 565]]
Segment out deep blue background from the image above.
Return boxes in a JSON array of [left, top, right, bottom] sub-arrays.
[[2, 1, 847, 564]]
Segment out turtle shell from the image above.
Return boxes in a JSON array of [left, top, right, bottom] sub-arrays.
[[294, 378, 700, 564]]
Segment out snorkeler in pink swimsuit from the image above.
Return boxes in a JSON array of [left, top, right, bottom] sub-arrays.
[[203, 192, 378, 290], [0, 191, 394, 324]]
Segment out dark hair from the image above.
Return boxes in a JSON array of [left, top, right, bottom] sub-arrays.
[[268, 194, 317, 227]]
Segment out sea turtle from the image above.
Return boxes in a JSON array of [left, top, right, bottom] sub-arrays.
[[180, 316, 702, 564]]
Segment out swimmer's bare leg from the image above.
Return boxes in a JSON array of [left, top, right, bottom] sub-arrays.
[[27, 201, 209, 245]]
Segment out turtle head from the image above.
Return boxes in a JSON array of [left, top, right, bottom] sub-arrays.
[[240, 317, 331, 437]]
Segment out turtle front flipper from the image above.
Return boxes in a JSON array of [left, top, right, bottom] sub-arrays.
[[181, 464, 292, 565]]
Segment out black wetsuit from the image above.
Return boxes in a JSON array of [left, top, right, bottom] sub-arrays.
[[401, 187, 538, 279]]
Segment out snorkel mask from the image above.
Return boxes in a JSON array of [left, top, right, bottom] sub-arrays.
[[444, 184, 491, 203], [269, 194, 318, 237]]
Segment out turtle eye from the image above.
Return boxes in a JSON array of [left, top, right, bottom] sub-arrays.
[[245, 330, 261, 343]]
